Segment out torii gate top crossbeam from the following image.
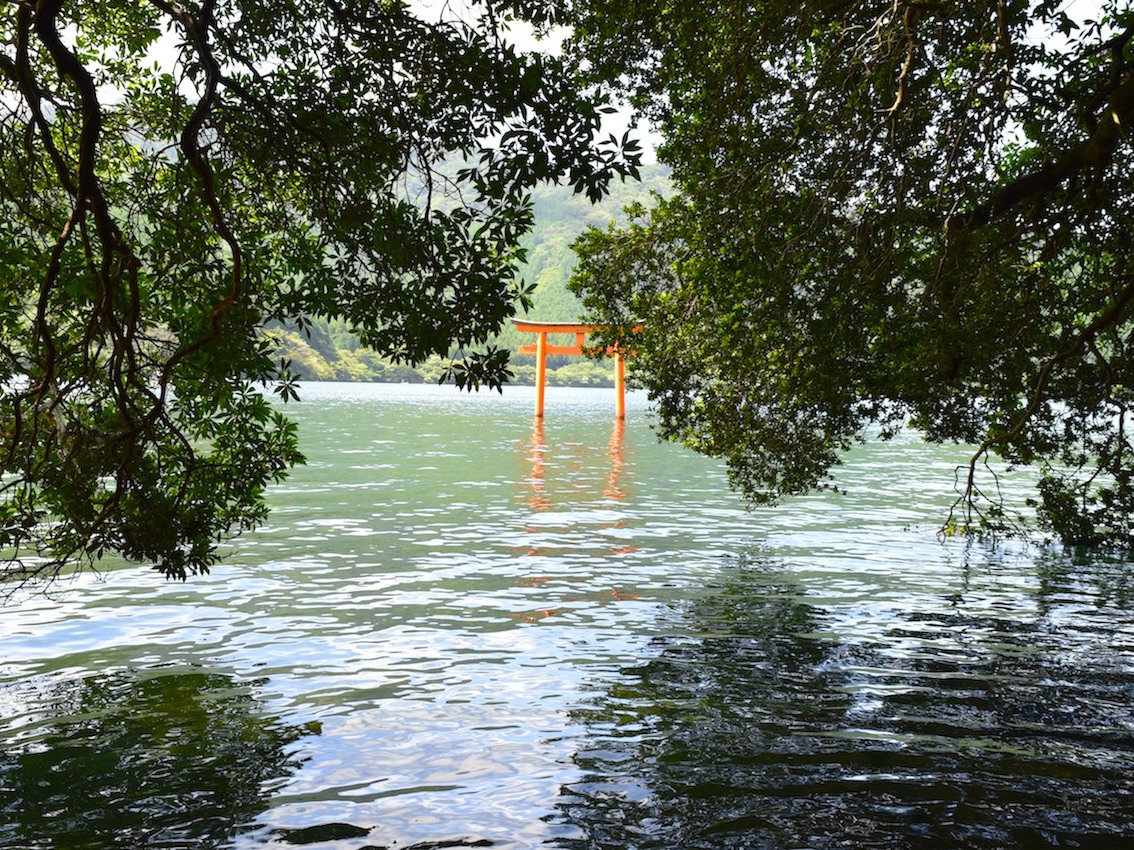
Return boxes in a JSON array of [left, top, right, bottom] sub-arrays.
[[514, 321, 591, 357]]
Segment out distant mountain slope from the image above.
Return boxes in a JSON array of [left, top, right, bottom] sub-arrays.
[[523, 163, 672, 316], [274, 164, 670, 384]]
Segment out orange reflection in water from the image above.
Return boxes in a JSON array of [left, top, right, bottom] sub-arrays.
[[523, 417, 629, 510], [518, 417, 640, 567], [603, 418, 626, 501], [525, 418, 551, 512]]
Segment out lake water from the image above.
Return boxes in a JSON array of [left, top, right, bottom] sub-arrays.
[[2, 382, 1133, 849]]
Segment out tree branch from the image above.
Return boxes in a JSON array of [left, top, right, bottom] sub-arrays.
[[949, 67, 1134, 231], [147, 0, 246, 381]]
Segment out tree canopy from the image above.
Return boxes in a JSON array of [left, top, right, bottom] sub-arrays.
[[568, 0, 1134, 545], [0, 0, 637, 585]]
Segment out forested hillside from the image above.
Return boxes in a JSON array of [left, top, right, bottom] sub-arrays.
[[273, 164, 670, 385]]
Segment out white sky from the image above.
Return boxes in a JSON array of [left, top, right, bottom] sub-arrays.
[[146, 0, 1120, 165]]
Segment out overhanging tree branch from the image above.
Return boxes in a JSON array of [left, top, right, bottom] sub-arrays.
[[2, 0, 638, 586]]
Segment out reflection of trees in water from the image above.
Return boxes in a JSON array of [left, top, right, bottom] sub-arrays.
[[0, 668, 313, 849], [1035, 546, 1134, 613], [552, 554, 1134, 849]]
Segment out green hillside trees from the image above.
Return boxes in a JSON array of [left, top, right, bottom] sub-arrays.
[[274, 164, 670, 385]]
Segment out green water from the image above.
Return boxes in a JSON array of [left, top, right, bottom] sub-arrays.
[[2, 382, 1133, 849]]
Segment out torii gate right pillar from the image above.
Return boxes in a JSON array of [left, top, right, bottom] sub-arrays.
[[614, 350, 626, 420]]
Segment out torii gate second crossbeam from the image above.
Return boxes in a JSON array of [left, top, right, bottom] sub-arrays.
[[513, 320, 634, 419]]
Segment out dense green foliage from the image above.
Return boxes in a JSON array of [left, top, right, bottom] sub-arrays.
[[569, 0, 1134, 544], [0, 0, 637, 584]]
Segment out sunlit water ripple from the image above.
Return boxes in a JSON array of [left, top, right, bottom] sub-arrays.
[[2, 383, 1133, 849]]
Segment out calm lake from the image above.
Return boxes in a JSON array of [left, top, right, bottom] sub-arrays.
[[2, 382, 1134, 849]]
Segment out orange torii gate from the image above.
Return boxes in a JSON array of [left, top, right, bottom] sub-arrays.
[[513, 320, 636, 419]]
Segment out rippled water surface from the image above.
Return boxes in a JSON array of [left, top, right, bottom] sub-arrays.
[[3, 383, 1134, 849]]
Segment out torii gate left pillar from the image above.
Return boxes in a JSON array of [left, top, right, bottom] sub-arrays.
[[514, 321, 629, 419]]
